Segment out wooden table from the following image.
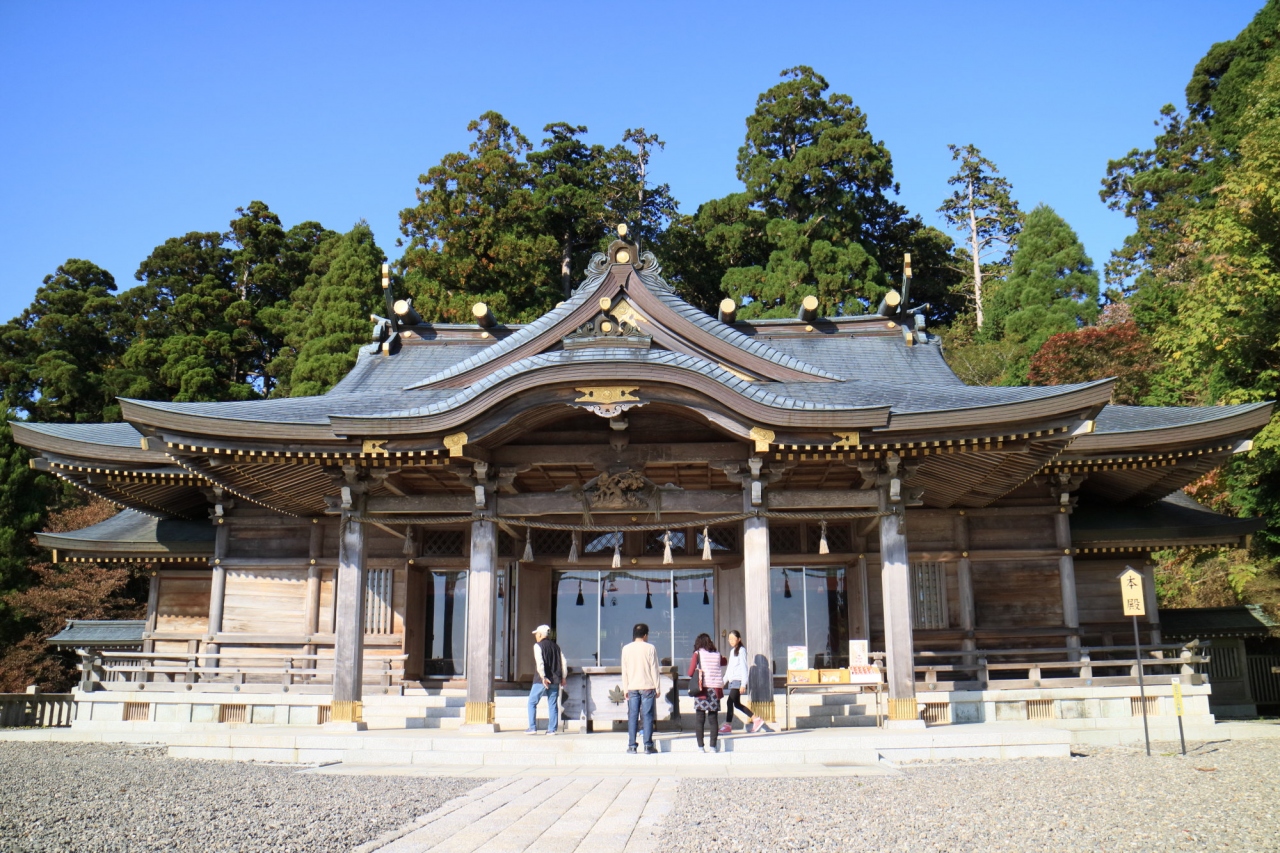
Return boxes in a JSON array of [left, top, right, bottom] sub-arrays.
[[783, 681, 884, 730]]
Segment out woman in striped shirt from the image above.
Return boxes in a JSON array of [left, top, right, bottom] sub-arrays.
[[688, 633, 725, 752]]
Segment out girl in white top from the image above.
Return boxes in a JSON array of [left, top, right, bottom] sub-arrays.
[[720, 630, 765, 734]]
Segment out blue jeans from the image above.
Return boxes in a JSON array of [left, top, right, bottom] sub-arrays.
[[627, 689, 656, 749], [527, 681, 559, 731]]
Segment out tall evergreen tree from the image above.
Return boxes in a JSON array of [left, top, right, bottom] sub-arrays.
[[289, 223, 384, 397], [663, 67, 959, 321], [0, 260, 132, 422], [938, 144, 1022, 329], [985, 205, 1099, 380]]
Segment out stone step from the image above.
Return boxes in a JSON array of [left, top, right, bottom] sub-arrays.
[[795, 715, 880, 728]]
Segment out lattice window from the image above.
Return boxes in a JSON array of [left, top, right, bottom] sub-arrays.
[[1207, 644, 1241, 680], [218, 703, 247, 723], [700, 526, 739, 554], [584, 531, 623, 554], [1027, 699, 1056, 721], [645, 531, 686, 554], [420, 529, 465, 557], [122, 702, 150, 722], [1131, 696, 1160, 717], [531, 529, 574, 560], [365, 568, 394, 634], [920, 702, 951, 725], [770, 525, 802, 554], [807, 522, 852, 554], [911, 561, 948, 630], [497, 530, 515, 557]]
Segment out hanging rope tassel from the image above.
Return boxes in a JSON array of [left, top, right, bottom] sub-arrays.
[[662, 531, 673, 565], [522, 529, 534, 563], [645, 580, 653, 609], [783, 568, 792, 599], [673, 580, 679, 608], [702, 526, 712, 561], [819, 520, 830, 555], [567, 531, 580, 564], [703, 578, 710, 605], [575, 579, 584, 606], [612, 536, 622, 569]]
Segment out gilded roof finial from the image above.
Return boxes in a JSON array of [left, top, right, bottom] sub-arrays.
[[617, 223, 628, 238]]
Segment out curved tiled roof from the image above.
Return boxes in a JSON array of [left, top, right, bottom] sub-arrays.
[[16, 421, 144, 448], [764, 334, 964, 386], [1094, 403, 1272, 434]]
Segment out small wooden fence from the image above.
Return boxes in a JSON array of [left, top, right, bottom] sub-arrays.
[[0, 690, 74, 727], [1246, 654, 1280, 705], [78, 650, 408, 694], [911, 643, 1209, 691]]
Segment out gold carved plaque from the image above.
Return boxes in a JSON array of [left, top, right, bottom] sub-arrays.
[[442, 432, 468, 457], [749, 427, 775, 452], [831, 431, 860, 449], [574, 387, 642, 418], [362, 439, 389, 456]]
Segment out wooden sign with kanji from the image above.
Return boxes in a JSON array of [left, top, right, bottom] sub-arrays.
[[1119, 567, 1146, 617]]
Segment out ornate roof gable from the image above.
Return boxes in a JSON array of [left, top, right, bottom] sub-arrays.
[[404, 247, 839, 391]]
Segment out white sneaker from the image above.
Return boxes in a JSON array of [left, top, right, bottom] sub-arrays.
[[525, 728, 538, 735], [546, 730, 559, 736]]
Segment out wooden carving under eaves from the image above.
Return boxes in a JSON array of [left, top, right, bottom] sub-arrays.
[[420, 254, 833, 389], [582, 469, 651, 509]]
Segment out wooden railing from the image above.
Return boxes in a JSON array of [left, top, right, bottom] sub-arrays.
[[0, 689, 74, 727], [77, 651, 408, 694], [911, 643, 1209, 691]]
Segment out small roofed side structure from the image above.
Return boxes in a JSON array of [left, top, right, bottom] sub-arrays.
[[48, 620, 145, 649], [36, 509, 215, 564], [1161, 605, 1279, 717]]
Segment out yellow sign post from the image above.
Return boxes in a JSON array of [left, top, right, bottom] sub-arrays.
[[1171, 677, 1187, 755], [1119, 566, 1151, 756]]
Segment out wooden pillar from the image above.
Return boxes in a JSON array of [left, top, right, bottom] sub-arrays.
[[463, 518, 497, 728], [954, 514, 976, 654], [742, 510, 774, 722], [1054, 509, 1081, 652], [1142, 561, 1161, 644], [303, 520, 322, 669], [206, 520, 230, 657], [331, 509, 367, 725], [143, 571, 159, 654], [404, 562, 425, 680], [879, 493, 917, 722]]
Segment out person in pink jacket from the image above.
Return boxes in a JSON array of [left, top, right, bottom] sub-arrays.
[[687, 632, 725, 752]]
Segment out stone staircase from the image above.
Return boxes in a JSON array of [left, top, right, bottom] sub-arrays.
[[788, 692, 881, 729]]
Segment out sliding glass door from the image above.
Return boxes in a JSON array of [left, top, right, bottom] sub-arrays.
[[770, 565, 850, 673]]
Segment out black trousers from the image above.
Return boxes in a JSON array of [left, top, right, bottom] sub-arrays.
[[695, 707, 719, 748], [724, 687, 749, 725]]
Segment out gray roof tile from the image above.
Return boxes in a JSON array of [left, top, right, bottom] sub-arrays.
[[1094, 403, 1271, 434]]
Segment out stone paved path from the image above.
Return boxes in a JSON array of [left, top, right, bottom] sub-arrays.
[[358, 775, 678, 853]]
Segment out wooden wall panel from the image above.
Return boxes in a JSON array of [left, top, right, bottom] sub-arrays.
[[971, 560, 1064, 628], [319, 569, 335, 634], [968, 515, 1055, 550], [152, 640, 192, 655], [1076, 558, 1139, 625], [222, 568, 307, 634], [905, 515, 954, 549], [155, 576, 210, 633], [227, 526, 311, 559]]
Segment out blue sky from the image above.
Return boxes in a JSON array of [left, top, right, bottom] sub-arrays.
[[0, 1, 1262, 322]]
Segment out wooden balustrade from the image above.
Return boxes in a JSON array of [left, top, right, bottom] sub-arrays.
[[77, 650, 408, 694], [0, 689, 74, 727], [910, 643, 1208, 691]]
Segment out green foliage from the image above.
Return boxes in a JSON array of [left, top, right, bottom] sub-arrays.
[[664, 66, 959, 322], [0, 260, 133, 422], [984, 205, 1099, 381], [400, 113, 676, 322], [290, 223, 384, 397], [938, 144, 1022, 328], [0, 417, 57, 638]]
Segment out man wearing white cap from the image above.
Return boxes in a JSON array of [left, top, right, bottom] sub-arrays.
[[527, 625, 567, 735]]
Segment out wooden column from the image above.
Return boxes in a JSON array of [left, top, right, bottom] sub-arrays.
[[142, 571, 159, 654], [1054, 509, 1081, 652], [206, 520, 230, 657], [879, 492, 917, 722], [404, 561, 426, 681], [1143, 561, 1161, 644], [954, 514, 976, 654], [303, 520, 323, 666], [742, 509, 774, 722], [331, 509, 367, 725], [463, 518, 497, 728]]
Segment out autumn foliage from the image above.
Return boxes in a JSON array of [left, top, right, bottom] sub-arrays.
[[1027, 321, 1156, 405]]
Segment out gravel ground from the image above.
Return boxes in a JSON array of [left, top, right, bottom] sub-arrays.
[[661, 739, 1280, 852], [0, 742, 480, 853]]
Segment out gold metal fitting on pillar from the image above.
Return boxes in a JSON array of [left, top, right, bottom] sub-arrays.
[[888, 698, 919, 722], [331, 700, 363, 723], [464, 701, 496, 725]]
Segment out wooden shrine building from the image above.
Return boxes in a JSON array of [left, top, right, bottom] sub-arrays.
[[15, 239, 1274, 731]]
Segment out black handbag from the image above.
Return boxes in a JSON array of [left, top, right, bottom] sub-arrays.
[[687, 655, 704, 697]]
